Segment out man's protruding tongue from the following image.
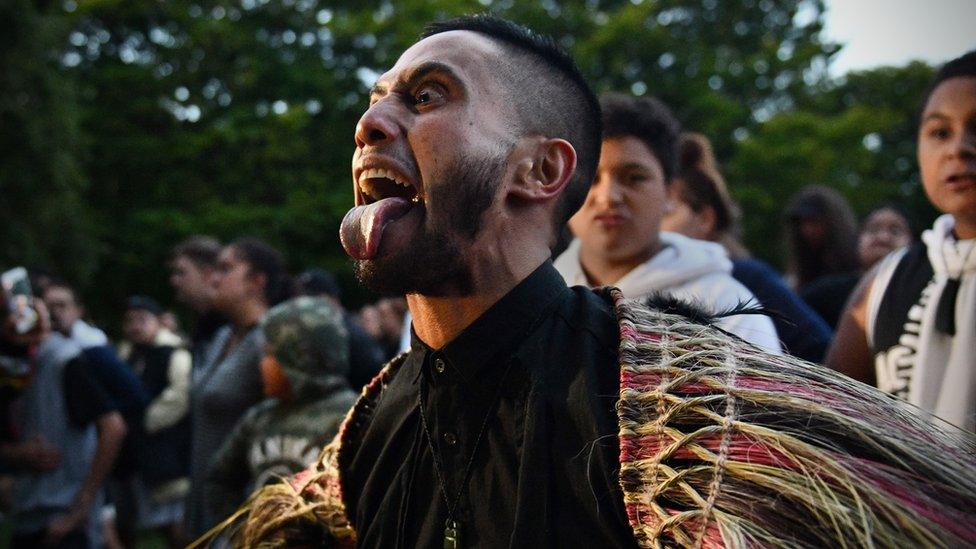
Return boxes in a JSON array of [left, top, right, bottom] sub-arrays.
[[340, 197, 414, 260]]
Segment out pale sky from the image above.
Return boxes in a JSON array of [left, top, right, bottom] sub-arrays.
[[822, 0, 975, 76]]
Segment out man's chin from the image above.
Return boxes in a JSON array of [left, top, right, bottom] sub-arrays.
[[354, 236, 470, 297]]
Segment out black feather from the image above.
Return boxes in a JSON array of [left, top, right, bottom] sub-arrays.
[[640, 293, 776, 325]]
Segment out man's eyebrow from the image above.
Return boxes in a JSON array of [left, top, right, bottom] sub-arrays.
[[400, 61, 461, 87], [371, 61, 463, 101]]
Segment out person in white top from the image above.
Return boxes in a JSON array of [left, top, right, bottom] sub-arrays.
[[554, 93, 780, 353], [828, 50, 976, 431]]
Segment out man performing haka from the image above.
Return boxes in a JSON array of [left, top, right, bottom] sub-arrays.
[[227, 15, 975, 548]]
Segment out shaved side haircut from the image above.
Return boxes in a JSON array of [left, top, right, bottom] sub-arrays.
[[421, 15, 602, 233]]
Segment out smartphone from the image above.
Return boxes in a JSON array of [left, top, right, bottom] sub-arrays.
[[1, 267, 39, 334]]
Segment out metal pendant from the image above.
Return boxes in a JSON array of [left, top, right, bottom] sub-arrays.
[[443, 518, 461, 549]]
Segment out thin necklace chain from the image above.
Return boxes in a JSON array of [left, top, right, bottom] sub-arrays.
[[418, 357, 516, 525]]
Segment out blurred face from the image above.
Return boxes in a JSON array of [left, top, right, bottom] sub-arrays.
[[918, 77, 976, 238], [661, 180, 712, 240], [357, 305, 383, 340], [212, 246, 263, 316], [260, 353, 292, 400], [798, 217, 828, 250], [858, 208, 912, 269], [569, 137, 667, 275], [43, 286, 82, 336], [123, 309, 160, 345], [169, 256, 216, 311], [342, 31, 516, 296]]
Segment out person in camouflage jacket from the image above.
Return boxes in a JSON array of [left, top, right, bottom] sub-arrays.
[[205, 296, 358, 523]]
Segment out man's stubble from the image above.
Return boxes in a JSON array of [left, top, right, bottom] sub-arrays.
[[354, 152, 505, 297]]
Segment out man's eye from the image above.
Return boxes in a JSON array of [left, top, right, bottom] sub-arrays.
[[413, 84, 445, 107], [929, 127, 950, 140]]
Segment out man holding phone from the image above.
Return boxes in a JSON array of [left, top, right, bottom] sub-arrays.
[[0, 276, 126, 548]]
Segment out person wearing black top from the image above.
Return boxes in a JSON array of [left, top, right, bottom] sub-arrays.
[[225, 16, 976, 549], [334, 14, 613, 547], [169, 236, 227, 362]]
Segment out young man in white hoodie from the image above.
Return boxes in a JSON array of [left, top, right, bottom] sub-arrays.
[[555, 93, 780, 353]]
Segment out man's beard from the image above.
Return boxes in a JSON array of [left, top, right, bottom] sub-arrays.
[[354, 154, 503, 297]]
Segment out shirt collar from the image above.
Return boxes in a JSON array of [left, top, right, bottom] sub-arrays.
[[409, 261, 569, 382]]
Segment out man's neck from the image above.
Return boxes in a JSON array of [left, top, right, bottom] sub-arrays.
[[232, 300, 266, 332], [408, 244, 549, 349]]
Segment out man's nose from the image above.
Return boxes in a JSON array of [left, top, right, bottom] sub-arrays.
[[355, 100, 401, 149]]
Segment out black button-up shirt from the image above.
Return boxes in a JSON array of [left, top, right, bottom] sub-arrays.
[[344, 262, 637, 548]]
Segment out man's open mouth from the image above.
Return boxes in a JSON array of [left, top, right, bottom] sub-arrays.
[[341, 165, 426, 261], [357, 168, 421, 204]]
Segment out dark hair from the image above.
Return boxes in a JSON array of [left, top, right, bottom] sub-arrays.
[[919, 49, 976, 116], [784, 185, 859, 287], [862, 202, 916, 237], [43, 278, 81, 305], [421, 14, 602, 230], [171, 235, 222, 268], [228, 237, 293, 307], [297, 269, 342, 302], [600, 93, 682, 182], [674, 133, 749, 258], [126, 295, 163, 316]]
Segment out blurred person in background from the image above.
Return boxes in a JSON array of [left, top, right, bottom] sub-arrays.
[[829, 50, 976, 432], [857, 203, 914, 270], [296, 269, 385, 389], [169, 236, 224, 362], [206, 296, 357, 522], [376, 297, 409, 359], [186, 237, 291, 536], [356, 303, 383, 342], [783, 185, 860, 328], [0, 295, 126, 548], [41, 280, 148, 548], [800, 201, 915, 329], [662, 132, 832, 362], [43, 281, 108, 348], [118, 296, 191, 547], [158, 310, 186, 344], [555, 94, 780, 352]]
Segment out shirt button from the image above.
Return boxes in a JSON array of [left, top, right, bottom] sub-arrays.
[[434, 358, 446, 374], [443, 432, 458, 447]]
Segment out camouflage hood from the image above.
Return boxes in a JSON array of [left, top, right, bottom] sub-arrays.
[[262, 296, 350, 402]]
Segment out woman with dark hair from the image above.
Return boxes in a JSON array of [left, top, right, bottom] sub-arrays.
[[784, 185, 860, 290], [663, 133, 832, 362], [783, 186, 861, 328], [829, 50, 976, 432], [186, 237, 292, 536], [857, 203, 914, 270]]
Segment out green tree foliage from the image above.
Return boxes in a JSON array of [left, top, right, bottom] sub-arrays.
[[728, 62, 937, 263], [2, 0, 939, 328], [0, 0, 99, 283]]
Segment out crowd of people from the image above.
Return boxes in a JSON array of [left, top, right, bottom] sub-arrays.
[[0, 236, 410, 547], [1, 13, 973, 548]]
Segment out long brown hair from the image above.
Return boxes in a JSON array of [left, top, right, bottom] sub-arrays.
[[673, 133, 749, 258], [784, 185, 859, 288]]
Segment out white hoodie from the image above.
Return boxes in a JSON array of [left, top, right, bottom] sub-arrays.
[[555, 232, 781, 353]]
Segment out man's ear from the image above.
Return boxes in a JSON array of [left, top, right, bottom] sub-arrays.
[[508, 137, 577, 203]]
